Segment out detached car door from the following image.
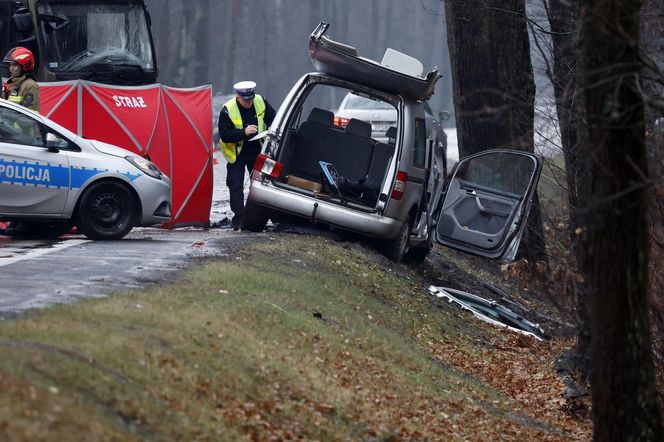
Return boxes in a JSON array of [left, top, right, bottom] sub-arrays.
[[0, 106, 70, 216], [435, 150, 542, 261]]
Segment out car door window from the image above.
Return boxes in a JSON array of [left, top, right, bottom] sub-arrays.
[[436, 150, 542, 260], [456, 152, 534, 197], [0, 107, 45, 147], [413, 118, 426, 168]]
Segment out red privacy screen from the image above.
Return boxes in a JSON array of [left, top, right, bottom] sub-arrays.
[[40, 81, 213, 228]]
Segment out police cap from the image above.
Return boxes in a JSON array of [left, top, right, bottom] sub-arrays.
[[233, 81, 256, 99]]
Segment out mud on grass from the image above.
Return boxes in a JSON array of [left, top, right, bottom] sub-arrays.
[[0, 234, 590, 441]]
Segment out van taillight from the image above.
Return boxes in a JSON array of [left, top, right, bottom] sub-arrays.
[[334, 116, 350, 127], [253, 154, 283, 178], [391, 171, 408, 200]]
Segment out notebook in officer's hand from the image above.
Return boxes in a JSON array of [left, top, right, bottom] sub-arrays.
[[249, 130, 269, 142]]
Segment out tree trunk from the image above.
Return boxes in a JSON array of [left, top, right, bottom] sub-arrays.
[[221, 0, 242, 92], [192, 0, 211, 86], [546, 0, 592, 381], [445, 0, 546, 262], [641, 0, 664, 389], [581, 0, 663, 438]]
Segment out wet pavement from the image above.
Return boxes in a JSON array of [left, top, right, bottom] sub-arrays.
[[0, 158, 257, 319], [0, 136, 462, 318]]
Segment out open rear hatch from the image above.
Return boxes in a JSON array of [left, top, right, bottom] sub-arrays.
[[308, 22, 442, 101]]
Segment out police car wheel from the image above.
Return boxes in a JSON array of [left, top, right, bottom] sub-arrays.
[[78, 182, 135, 240]]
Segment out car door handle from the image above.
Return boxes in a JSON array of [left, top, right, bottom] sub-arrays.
[[475, 197, 510, 217], [466, 189, 477, 196]]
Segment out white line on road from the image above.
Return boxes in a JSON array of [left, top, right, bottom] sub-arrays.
[[0, 239, 89, 267]]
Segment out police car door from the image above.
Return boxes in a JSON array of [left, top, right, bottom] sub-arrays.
[[0, 106, 70, 216], [435, 150, 542, 261]]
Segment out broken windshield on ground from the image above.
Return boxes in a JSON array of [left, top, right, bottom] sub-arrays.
[[428, 285, 547, 340], [37, 2, 154, 73]]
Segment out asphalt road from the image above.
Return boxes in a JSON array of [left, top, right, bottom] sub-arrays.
[[0, 227, 256, 320], [0, 158, 254, 319], [0, 133, 461, 319]]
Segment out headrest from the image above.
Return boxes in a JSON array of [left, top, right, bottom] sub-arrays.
[[307, 107, 333, 127], [345, 118, 372, 138], [385, 126, 397, 142]]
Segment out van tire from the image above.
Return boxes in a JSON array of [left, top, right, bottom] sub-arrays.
[[77, 182, 135, 240], [407, 227, 432, 263], [384, 217, 410, 262], [242, 201, 269, 232]]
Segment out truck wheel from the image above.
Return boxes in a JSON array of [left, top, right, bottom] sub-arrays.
[[384, 217, 410, 262], [77, 182, 135, 240], [242, 200, 269, 232]]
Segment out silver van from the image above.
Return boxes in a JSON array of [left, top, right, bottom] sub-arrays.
[[244, 23, 542, 262]]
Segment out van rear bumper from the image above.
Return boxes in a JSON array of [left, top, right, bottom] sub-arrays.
[[248, 180, 402, 239]]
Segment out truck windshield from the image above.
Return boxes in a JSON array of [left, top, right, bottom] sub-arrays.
[[36, 2, 154, 73]]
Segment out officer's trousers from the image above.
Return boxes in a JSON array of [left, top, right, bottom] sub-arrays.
[[226, 144, 260, 220]]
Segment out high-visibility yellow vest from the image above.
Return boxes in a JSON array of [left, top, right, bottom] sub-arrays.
[[218, 95, 266, 164]]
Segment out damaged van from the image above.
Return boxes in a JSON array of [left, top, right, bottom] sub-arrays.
[[243, 23, 542, 262]]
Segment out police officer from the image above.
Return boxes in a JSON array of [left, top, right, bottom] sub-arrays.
[[218, 81, 276, 230], [3, 47, 40, 112]]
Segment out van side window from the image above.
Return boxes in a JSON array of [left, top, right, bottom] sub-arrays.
[[413, 118, 426, 168]]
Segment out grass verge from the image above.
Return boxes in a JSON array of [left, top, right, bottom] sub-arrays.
[[0, 234, 590, 441]]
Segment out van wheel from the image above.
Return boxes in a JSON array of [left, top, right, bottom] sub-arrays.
[[78, 182, 135, 240], [407, 227, 432, 263], [242, 200, 269, 232], [384, 217, 410, 262]]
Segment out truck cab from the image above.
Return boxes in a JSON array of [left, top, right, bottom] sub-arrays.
[[0, 0, 157, 85]]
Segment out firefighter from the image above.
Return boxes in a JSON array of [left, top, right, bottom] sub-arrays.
[[218, 81, 276, 230], [3, 47, 40, 113], [1, 47, 40, 237]]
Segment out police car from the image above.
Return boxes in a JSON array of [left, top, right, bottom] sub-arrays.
[[0, 99, 171, 239]]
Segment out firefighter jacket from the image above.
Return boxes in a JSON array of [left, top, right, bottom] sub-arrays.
[[3, 75, 40, 112], [218, 95, 268, 164]]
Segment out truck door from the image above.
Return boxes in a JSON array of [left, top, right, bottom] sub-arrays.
[[0, 106, 70, 216], [0, 2, 37, 65], [435, 150, 542, 261], [0, 1, 10, 58]]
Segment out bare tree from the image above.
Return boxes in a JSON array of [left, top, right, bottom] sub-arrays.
[[641, 0, 664, 384], [445, 0, 547, 262], [541, 0, 594, 382], [581, 0, 663, 438]]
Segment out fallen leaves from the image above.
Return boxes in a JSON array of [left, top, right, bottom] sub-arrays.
[[426, 333, 592, 440]]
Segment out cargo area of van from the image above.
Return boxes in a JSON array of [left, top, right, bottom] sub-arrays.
[[271, 81, 400, 210]]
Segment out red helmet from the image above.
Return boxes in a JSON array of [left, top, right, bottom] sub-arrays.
[[3, 47, 35, 72]]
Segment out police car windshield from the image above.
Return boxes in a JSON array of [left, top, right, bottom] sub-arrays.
[[37, 2, 155, 73]]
